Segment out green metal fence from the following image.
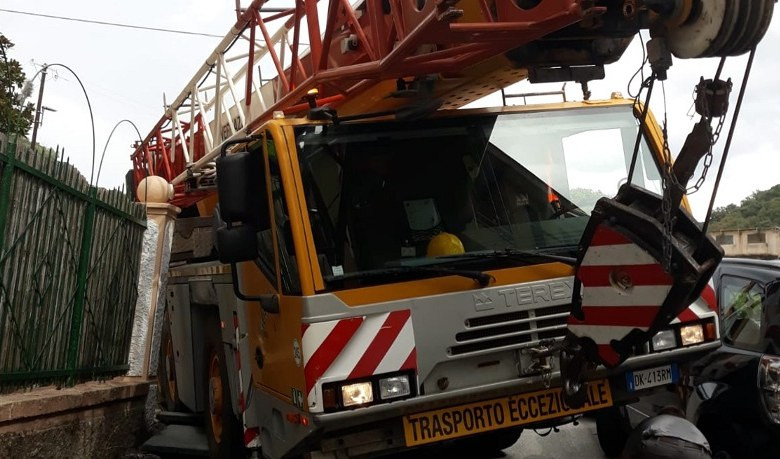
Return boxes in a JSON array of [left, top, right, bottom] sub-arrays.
[[0, 134, 146, 392]]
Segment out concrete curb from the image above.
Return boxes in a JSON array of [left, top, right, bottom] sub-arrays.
[[0, 377, 150, 425], [0, 377, 153, 458]]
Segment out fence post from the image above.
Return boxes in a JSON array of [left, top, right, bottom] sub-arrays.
[[128, 202, 179, 378], [66, 186, 97, 383], [0, 135, 17, 253]]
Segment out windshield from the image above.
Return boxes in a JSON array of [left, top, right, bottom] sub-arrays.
[[294, 104, 662, 286]]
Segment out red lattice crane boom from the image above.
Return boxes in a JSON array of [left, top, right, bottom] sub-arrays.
[[130, 0, 612, 207], [130, 0, 774, 210]]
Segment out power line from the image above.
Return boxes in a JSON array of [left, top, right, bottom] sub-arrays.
[[0, 8, 225, 38]]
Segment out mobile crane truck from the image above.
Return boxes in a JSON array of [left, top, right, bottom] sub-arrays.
[[132, 1, 775, 457]]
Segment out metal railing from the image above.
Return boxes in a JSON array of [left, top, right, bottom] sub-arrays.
[[0, 134, 146, 391]]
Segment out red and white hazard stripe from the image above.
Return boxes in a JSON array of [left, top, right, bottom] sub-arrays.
[[671, 281, 717, 324], [302, 310, 416, 413], [230, 312, 259, 448], [568, 225, 697, 366]]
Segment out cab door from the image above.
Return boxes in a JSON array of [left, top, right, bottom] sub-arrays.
[[241, 126, 310, 407]]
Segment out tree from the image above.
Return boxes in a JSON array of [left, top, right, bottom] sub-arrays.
[[710, 184, 780, 230], [570, 187, 607, 211], [0, 34, 34, 137]]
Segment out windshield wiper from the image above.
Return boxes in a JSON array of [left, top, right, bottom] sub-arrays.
[[437, 248, 577, 265], [323, 266, 494, 287]]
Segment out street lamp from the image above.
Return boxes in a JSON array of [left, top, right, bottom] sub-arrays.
[[29, 63, 48, 149], [25, 63, 96, 185], [96, 119, 143, 189], [36, 106, 57, 131]]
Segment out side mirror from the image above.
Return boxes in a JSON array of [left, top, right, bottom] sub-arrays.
[[216, 149, 268, 228], [213, 206, 257, 263], [216, 224, 257, 264], [214, 137, 279, 314], [214, 210, 279, 314]]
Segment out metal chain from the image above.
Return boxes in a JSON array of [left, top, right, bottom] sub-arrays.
[[687, 79, 730, 194], [660, 119, 678, 272], [660, 72, 731, 270], [654, 80, 679, 273]]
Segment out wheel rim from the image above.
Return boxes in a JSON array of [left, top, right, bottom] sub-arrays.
[[209, 353, 224, 443], [164, 337, 177, 402]]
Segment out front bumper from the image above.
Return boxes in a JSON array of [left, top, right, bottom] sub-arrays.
[[313, 340, 719, 431]]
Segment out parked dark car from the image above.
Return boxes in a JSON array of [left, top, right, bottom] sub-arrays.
[[686, 258, 780, 459]]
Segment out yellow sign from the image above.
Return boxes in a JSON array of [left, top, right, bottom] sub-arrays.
[[403, 379, 613, 447]]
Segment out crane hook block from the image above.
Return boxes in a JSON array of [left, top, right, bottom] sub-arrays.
[[566, 185, 723, 368]]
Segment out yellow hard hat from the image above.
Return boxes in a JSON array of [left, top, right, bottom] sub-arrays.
[[426, 232, 465, 257]]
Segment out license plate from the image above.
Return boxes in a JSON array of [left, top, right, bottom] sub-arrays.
[[402, 379, 612, 447], [625, 364, 678, 392]]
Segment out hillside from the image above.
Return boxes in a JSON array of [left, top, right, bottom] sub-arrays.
[[710, 184, 780, 230]]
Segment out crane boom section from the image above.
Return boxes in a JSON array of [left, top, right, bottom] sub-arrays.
[[131, 0, 611, 207]]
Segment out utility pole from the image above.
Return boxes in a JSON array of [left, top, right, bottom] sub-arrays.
[[30, 64, 48, 150]]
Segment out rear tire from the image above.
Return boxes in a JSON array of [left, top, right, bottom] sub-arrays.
[[158, 308, 183, 411], [595, 406, 631, 458], [202, 311, 244, 458], [697, 416, 750, 459]]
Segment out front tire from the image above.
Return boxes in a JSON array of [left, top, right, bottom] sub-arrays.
[[203, 312, 244, 458]]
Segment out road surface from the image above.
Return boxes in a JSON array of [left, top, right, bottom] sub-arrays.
[[504, 418, 605, 458], [146, 417, 607, 459]]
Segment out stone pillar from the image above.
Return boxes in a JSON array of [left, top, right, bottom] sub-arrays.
[[128, 178, 179, 378]]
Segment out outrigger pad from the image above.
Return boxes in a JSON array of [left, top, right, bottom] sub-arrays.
[[567, 185, 722, 368]]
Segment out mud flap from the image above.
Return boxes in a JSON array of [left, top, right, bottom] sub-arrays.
[[566, 184, 722, 368]]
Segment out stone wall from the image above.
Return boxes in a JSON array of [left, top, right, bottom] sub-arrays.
[[0, 378, 150, 458]]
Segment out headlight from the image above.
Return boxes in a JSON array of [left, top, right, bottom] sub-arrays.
[[651, 329, 676, 351], [759, 355, 780, 424], [680, 324, 704, 346], [379, 375, 411, 400], [341, 382, 373, 407]]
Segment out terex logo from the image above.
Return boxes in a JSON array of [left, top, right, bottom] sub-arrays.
[[473, 279, 574, 312], [472, 292, 494, 311]]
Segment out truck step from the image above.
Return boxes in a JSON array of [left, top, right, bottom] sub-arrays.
[[157, 410, 202, 426], [141, 424, 209, 457]]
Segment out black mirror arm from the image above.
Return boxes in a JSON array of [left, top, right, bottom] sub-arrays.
[[220, 135, 264, 158], [230, 264, 280, 314]]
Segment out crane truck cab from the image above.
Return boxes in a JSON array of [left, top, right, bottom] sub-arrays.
[[160, 96, 719, 459]]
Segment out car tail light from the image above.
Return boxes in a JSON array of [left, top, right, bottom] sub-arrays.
[[758, 355, 780, 424]]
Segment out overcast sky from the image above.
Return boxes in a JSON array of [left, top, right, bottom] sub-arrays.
[[2, 1, 779, 219]]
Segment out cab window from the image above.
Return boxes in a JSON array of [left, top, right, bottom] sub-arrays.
[[238, 145, 276, 287], [266, 137, 301, 294], [720, 275, 764, 351], [294, 105, 665, 289], [256, 189, 277, 285]]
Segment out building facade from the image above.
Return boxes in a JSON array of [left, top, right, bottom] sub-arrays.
[[710, 228, 780, 259]]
